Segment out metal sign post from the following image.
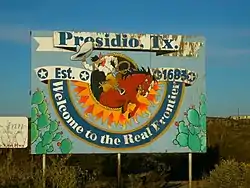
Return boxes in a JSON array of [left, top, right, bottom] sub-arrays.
[[188, 153, 192, 188], [42, 154, 46, 188], [117, 153, 121, 188], [7, 149, 13, 173]]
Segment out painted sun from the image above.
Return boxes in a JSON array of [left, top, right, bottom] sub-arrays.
[[72, 81, 163, 128]]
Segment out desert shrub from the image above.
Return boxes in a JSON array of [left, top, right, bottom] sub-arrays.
[[125, 171, 169, 188], [0, 153, 77, 188], [123, 158, 172, 188], [84, 177, 117, 188], [207, 120, 250, 162], [0, 158, 43, 188], [242, 164, 250, 188], [204, 159, 250, 188], [46, 156, 77, 188]]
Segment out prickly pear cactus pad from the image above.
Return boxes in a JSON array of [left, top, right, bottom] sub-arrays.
[[31, 31, 205, 154], [31, 89, 73, 154], [173, 94, 207, 152]]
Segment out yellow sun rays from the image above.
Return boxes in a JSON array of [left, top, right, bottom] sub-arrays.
[[72, 81, 161, 128]]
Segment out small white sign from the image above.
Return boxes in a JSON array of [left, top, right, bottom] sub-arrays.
[[0, 117, 28, 148]]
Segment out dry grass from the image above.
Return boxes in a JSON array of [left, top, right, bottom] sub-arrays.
[[207, 118, 250, 162], [0, 153, 77, 188]]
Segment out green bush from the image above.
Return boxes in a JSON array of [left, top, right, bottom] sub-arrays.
[[204, 159, 250, 188]]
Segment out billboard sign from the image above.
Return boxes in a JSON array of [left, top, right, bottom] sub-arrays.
[[0, 117, 28, 148], [31, 31, 206, 154]]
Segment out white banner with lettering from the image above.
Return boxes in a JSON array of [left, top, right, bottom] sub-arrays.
[[35, 66, 198, 86]]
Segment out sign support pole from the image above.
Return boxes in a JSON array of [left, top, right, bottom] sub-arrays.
[[188, 153, 192, 188], [7, 149, 13, 173], [42, 154, 46, 188], [117, 153, 121, 188]]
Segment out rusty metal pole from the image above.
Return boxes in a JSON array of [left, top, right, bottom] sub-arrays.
[[117, 153, 121, 188], [42, 154, 46, 188], [188, 153, 192, 188]]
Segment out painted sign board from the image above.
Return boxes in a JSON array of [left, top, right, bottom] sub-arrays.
[[31, 31, 206, 154], [0, 117, 28, 148]]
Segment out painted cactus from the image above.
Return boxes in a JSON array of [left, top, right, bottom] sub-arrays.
[[31, 89, 73, 154], [173, 94, 207, 152]]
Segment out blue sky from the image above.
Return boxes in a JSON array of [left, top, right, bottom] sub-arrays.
[[0, 0, 249, 117]]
